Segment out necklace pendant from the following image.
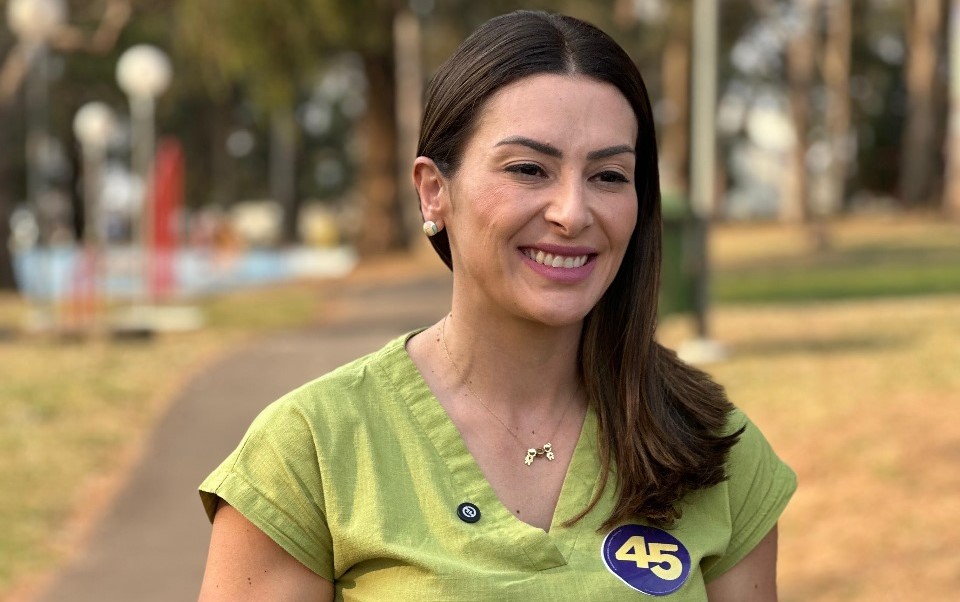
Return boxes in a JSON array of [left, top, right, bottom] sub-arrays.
[[525, 444, 556, 466]]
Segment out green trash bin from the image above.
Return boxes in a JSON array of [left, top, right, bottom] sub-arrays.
[[660, 193, 695, 316]]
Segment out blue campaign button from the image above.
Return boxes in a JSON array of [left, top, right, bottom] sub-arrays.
[[457, 502, 481, 523], [601, 524, 691, 596]]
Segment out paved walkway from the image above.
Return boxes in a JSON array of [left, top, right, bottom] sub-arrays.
[[37, 272, 452, 602]]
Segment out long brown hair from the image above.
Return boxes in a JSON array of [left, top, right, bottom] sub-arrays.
[[417, 10, 741, 528]]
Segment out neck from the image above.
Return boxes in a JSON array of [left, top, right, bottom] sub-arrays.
[[440, 309, 583, 422]]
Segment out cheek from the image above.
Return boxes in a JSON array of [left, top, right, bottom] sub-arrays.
[[449, 183, 513, 257], [459, 184, 523, 231], [601, 198, 639, 251], [621, 208, 639, 247]]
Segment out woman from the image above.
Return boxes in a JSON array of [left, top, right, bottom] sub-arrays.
[[198, 10, 795, 601]]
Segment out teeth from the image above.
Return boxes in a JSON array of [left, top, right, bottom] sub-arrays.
[[523, 249, 590, 269]]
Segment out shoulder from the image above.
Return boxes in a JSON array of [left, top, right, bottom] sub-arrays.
[[681, 407, 795, 518], [199, 332, 418, 521], [697, 407, 796, 581], [209, 330, 419, 475], [722, 409, 794, 487], [255, 332, 416, 429]]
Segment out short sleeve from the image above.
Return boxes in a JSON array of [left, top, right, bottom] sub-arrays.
[[199, 398, 334, 581], [701, 411, 797, 582]]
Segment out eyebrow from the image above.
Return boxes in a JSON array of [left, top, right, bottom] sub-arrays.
[[587, 144, 635, 160], [494, 136, 635, 161]]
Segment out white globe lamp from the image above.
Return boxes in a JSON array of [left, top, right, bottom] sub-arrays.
[[115, 45, 173, 301], [116, 45, 172, 100], [73, 102, 116, 152], [7, 0, 67, 43]]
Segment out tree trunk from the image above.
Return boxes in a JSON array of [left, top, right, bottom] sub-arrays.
[[782, 0, 819, 224], [393, 9, 425, 246], [823, 0, 852, 214], [900, 0, 944, 207], [0, 102, 20, 291], [356, 52, 405, 255], [0, 196, 16, 291], [659, 10, 692, 197], [270, 106, 299, 244], [945, 0, 960, 219]]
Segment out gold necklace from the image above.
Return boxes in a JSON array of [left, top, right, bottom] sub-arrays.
[[439, 315, 575, 466]]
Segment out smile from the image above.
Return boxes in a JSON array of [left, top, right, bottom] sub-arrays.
[[521, 248, 591, 269]]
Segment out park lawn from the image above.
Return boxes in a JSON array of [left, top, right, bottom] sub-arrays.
[[0, 282, 323, 600], [712, 215, 960, 303], [660, 215, 960, 600], [658, 293, 960, 601], [0, 215, 956, 600]]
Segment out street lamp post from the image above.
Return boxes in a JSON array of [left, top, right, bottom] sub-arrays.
[[7, 0, 67, 331], [72, 102, 116, 334], [116, 44, 172, 300], [7, 0, 66, 216], [679, 0, 726, 364], [73, 102, 116, 248]]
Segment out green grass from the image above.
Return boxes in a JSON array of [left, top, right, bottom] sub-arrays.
[[710, 219, 960, 304], [715, 257, 960, 303]]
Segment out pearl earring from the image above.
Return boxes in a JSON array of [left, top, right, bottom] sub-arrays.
[[423, 221, 440, 237]]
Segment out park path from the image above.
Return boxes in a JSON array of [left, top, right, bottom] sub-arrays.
[[37, 270, 452, 602]]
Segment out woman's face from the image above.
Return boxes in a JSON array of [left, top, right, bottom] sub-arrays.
[[437, 74, 639, 327]]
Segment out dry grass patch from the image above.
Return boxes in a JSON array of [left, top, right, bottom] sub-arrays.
[[0, 255, 450, 600], [0, 281, 326, 598], [0, 332, 229, 594], [660, 294, 960, 601]]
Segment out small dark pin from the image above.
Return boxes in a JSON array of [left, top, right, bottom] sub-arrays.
[[457, 502, 481, 523]]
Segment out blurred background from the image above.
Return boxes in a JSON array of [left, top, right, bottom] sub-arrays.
[[0, 0, 957, 601]]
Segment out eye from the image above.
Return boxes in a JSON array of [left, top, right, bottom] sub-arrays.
[[595, 170, 630, 184], [506, 163, 546, 178]]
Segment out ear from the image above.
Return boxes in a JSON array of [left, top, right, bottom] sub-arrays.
[[413, 157, 449, 228]]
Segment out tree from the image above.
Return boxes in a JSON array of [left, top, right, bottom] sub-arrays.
[[174, 0, 410, 253], [747, 0, 848, 225], [610, 0, 694, 200], [823, 0, 852, 215], [900, 0, 946, 206], [947, 0, 960, 219], [0, 0, 133, 291], [658, 7, 693, 198], [782, 0, 819, 223], [175, 0, 601, 254]]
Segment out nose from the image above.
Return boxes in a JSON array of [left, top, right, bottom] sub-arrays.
[[544, 177, 593, 237]]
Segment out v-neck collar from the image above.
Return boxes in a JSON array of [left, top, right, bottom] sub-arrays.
[[383, 331, 600, 572]]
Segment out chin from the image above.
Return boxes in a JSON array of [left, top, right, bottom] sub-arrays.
[[520, 302, 595, 329]]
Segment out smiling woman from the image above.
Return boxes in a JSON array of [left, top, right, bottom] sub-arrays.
[[416, 73, 638, 327], [197, 10, 795, 602]]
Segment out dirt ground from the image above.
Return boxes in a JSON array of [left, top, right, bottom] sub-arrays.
[[660, 294, 960, 601]]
